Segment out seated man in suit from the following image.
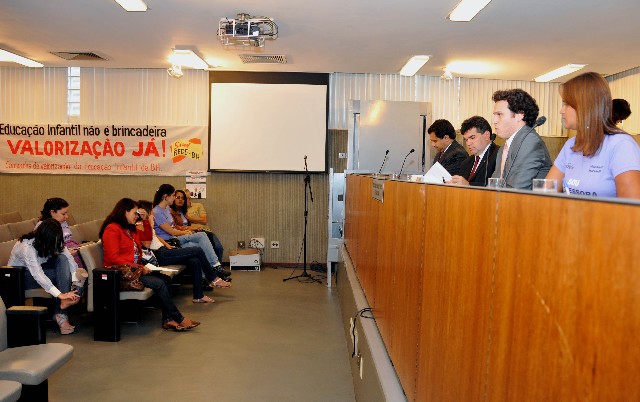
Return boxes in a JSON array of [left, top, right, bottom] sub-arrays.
[[490, 89, 552, 189], [429, 119, 468, 176], [448, 116, 499, 186]]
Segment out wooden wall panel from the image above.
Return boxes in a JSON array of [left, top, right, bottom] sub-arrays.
[[416, 185, 497, 401], [345, 175, 640, 401], [384, 181, 426, 400], [489, 193, 640, 401], [345, 175, 380, 304]]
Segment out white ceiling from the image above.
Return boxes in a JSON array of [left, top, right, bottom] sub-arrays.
[[1, 0, 639, 82]]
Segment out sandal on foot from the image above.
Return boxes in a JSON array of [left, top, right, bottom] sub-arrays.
[[162, 321, 186, 332], [193, 295, 215, 303], [212, 278, 231, 288], [55, 314, 75, 335], [182, 319, 200, 329]]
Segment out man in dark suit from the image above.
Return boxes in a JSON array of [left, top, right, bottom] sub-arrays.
[[429, 119, 467, 176], [449, 116, 499, 186], [490, 89, 552, 189]]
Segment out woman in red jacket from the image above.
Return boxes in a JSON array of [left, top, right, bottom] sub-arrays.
[[99, 198, 199, 331]]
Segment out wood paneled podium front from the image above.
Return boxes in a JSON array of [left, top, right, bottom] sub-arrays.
[[344, 173, 640, 401]]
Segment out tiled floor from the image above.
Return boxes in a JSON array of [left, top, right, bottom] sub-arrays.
[[47, 267, 355, 402]]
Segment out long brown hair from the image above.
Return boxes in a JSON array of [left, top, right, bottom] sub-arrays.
[[560, 72, 624, 157]]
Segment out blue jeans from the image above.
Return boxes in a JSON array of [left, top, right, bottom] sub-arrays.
[[203, 230, 224, 261], [177, 232, 219, 266], [24, 255, 72, 315], [140, 272, 183, 325], [153, 246, 219, 299]]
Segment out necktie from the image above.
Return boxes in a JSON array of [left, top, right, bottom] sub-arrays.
[[471, 155, 480, 175], [500, 143, 510, 178]]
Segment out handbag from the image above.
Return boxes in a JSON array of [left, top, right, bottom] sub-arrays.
[[105, 264, 145, 291], [166, 237, 181, 248], [141, 247, 159, 266]]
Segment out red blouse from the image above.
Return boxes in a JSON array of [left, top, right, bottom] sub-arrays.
[[102, 222, 144, 268]]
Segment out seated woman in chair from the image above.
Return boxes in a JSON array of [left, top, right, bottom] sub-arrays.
[[170, 190, 231, 277], [100, 198, 200, 331], [8, 219, 83, 334], [152, 184, 228, 280], [37, 198, 88, 277], [137, 200, 230, 304]]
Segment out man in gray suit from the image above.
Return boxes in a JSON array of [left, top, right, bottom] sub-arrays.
[[490, 89, 552, 189]]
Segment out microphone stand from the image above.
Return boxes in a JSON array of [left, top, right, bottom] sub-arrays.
[[284, 157, 321, 283]]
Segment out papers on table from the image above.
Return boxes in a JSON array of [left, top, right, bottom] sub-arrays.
[[423, 162, 452, 184]]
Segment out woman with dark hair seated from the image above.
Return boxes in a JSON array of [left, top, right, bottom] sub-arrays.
[[37, 197, 88, 277], [8, 219, 82, 334], [137, 200, 229, 303], [100, 198, 200, 331], [170, 189, 230, 280]]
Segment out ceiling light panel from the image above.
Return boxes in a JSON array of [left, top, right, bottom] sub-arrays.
[[0, 49, 43, 67], [534, 64, 587, 82], [114, 0, 148, 12], [399, 55, 430, 77], [168, 49, 208, 69], [448, 0, 492, 22]]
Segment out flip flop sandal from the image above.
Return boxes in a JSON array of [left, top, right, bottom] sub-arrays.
[[212, 278, 232, 288], [162, 322, 186, 332], [193, 296, 215, 303]]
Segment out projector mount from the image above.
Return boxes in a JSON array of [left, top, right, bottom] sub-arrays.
[[218, 13, 278, 48]]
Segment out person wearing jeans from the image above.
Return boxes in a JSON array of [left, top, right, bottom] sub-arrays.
[[100, 198, 200, 331], [151, 184, 224, 271], [8, 219, 83, 334]]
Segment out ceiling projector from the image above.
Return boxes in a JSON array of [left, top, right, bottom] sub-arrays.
[[218, 13, 278, 47]]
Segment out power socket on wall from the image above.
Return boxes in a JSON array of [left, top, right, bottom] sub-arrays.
[[270, 241, 280, 249]]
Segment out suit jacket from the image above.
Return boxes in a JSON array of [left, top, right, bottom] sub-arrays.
[[459, 142, 499, 186], [491, 126, 552, 189], [433, 140, 468, 176]]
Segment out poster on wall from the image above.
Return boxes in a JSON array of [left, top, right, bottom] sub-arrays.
[[186, 170, 207, 199], [0, 123, 208, 176]]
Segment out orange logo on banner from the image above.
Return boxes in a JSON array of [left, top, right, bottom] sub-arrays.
[[171, 138, 202, 163]]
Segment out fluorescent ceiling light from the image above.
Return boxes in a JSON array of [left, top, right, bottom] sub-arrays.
[[114, 0, 148, 12], [534, 64, 587, 82], [0, 49, 43, 68], [399, 55, 430, 77], [448, 0, 492, 21], [168, 49, 209, 69]]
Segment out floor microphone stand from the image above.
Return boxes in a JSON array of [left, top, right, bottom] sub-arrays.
[[284, 157, 321, 283]]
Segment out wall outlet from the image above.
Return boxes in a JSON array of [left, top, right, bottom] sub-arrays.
[[270, 240, 280, 249], [238, 241, 245, 249], [338, 152, 346, 159], [250, 237, 265, 249]]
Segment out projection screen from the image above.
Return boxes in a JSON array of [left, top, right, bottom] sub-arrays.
[[209, 72, 328, 173]]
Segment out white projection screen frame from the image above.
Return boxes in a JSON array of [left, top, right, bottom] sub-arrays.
[[209, 72, 329, 172]]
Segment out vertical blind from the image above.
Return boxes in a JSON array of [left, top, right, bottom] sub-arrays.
[[330, 73, 563, 137], [2, 67, 638, 136]]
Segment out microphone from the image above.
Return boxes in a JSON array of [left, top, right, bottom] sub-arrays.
[[399, 149, 415, 175], [378, 149, 389, 174], [534, 116, 546, 128]]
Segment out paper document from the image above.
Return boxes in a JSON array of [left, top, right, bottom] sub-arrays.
[[424, 162, 452, 184], [145, 263, 179, 272]]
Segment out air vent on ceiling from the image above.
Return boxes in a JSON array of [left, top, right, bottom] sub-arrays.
[[50, 51, 108, 61], [239, 54, 287, 64]]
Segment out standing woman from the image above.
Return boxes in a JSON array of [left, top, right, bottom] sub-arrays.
[[100, 198, 199, 331], [547, 72, 640, 198], [8, 219, 81, 334]]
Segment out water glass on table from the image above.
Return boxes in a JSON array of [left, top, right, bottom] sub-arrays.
[[532, 179, 558, 193]]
